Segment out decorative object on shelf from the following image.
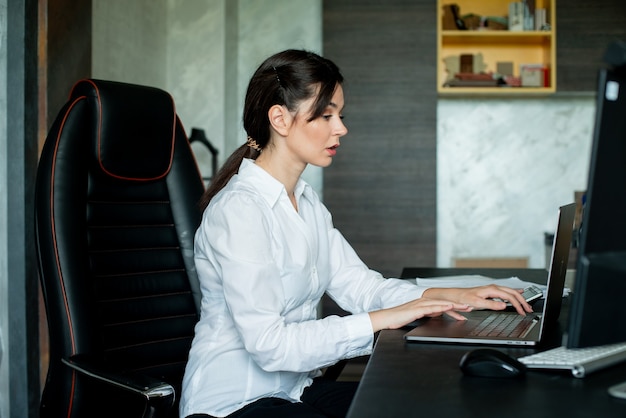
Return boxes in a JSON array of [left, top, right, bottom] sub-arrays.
[[508, 2, 525, 31], [520, 64, 550, 87], [442, 4, 467, 30], [444, 73, 502, 88], [443, 53, 495, 87], [437, 0, 556, 94], [461, 13, 481, 30]]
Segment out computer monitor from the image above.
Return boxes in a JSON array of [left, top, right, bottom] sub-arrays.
[[566, 41, 626, 348]]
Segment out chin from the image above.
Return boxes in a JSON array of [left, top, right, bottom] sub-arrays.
[[318, 159, 334, 168], [308, 158, 334, 168]]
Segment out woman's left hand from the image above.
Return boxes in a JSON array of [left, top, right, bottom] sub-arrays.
[[423, 285, 534, 316]]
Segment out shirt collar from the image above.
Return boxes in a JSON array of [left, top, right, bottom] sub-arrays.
[[238, 159, 312, 207]]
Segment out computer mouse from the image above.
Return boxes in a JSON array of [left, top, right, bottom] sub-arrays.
[[459, 348, 527, 378]]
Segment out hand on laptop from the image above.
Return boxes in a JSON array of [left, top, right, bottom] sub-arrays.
[[423, 285, 534, 316], [369, 298, 473, 332], [369, 285, 533, 332]]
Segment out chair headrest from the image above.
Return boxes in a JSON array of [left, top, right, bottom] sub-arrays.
[[70, 79, 177, 181]]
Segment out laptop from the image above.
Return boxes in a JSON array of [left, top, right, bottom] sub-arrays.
[[404, 202, 576, 346]]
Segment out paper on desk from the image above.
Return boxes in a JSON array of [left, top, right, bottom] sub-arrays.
[[414, 275, 571, 298]]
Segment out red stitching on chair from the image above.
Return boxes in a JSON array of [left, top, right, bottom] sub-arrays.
[[49, 94, 86, 418], [81, 79, 178, 182]]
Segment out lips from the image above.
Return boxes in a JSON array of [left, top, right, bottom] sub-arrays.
[[327, 144, 339, 156]]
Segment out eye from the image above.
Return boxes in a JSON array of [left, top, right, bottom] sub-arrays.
[[322, 114, 344, 121]]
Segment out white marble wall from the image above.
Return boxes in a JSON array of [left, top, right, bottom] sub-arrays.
[[167, 0, 226, 154], [165, 0, 227, 186], [437, 95, 596, 268]]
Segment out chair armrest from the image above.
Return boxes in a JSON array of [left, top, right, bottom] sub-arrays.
[[62, 355, 175, 417]]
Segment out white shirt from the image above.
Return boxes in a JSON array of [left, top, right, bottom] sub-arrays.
[[180, 159, 428, 417]]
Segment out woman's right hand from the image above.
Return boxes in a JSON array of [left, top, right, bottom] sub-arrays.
[[368, 298, 472, 332]]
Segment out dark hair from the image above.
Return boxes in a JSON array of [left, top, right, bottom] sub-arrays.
[[198, 49, 344, 210]]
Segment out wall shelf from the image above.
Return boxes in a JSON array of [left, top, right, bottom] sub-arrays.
[[438, 0, 556, 95]]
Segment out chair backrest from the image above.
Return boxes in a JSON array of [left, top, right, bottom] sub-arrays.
[[35, 79, 205, 417]]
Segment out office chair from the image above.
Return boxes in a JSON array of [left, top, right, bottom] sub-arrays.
[[35, 79, 205, 418], [35, 78, 350, 417]]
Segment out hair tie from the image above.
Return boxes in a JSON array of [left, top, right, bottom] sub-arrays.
[[246, 136, 262, 152]]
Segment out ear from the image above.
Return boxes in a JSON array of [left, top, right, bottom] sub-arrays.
[[268, 104, 291, 137]]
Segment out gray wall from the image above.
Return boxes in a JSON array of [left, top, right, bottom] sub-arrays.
[[1, 3, 8, 415], [324, 0, 438, 277], [1, 0, 40, 417], [91, 0, 324, 192]]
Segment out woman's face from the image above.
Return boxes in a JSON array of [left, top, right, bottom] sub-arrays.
[[285, 84, 348, 168]]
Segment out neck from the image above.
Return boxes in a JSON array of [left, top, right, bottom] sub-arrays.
[[254, 150, 305, 198]]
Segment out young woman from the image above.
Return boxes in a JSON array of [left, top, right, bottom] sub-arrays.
[[180, 49, 532, 418]]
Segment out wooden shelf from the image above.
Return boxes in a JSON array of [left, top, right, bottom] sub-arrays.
[[437, 86, 555, 96], [437, 0, 556, 95], [441, 30, 553, 44]]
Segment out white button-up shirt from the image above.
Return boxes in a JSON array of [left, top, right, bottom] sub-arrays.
[[180, 159, 427, 417]]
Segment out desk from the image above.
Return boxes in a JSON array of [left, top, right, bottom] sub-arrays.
[[401, 267, 549, 283], [346, 268, 626, 418]]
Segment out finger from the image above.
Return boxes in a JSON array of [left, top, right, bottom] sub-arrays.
[[421, 302, 471, 318], [475, 298, 509, 312], [443, 310, 468, 321], [480, 286, 534, 315], [507, 296, 534, 315], [467, 292, 513, 312], [496, 287, 534, 314]]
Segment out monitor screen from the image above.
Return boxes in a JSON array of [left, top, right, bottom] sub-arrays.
[[566, 42, 626, 348]]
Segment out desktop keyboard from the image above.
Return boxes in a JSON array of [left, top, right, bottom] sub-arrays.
[[518, 342, 626, 378]]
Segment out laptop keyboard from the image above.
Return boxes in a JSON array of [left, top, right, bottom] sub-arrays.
[[518, 342, 626, 378], [468, 313, 534, 338]]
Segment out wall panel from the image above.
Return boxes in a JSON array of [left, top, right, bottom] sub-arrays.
[[557, 0, 626, 92], [323, 0, 437, 277]]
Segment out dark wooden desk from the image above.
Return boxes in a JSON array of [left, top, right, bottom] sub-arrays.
[[401, 267, 550, 283], [346, 268, 626, 417]]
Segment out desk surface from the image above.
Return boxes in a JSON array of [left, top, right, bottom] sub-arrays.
[[346, 268, 626, 417], [401, 267, 550, 283]]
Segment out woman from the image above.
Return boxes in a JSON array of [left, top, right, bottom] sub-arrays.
[[180, 49, 532, 418]]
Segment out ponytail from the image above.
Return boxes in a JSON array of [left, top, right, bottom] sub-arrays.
[[198, 144, 260, 211]]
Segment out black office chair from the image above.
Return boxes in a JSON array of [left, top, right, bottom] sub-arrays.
[[36, 78, 350, 418], [35, 79, 205, 418]]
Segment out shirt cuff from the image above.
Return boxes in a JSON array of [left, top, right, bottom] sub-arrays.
[[344, 312, 375, 358]]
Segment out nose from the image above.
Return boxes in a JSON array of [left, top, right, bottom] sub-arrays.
[[336, 118, 348, 137]]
